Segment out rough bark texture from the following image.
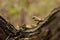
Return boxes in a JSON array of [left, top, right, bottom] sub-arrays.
[[20, 7, 60, 40]]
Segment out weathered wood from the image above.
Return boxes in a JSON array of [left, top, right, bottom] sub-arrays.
[[29, 7, 60, 40], [0, 7, 60, 40]]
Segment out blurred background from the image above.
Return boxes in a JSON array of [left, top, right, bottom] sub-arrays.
[[0, 0, 60, 30]]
